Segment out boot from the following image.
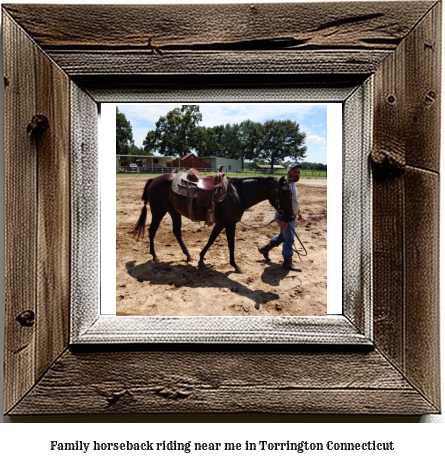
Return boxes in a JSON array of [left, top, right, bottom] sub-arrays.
[[258, 241, 278, 261], [283, 257, 302, 272]]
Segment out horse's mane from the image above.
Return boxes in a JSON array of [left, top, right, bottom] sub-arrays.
[[227, 176, 276, 204], [226, 178, 241, 204], [228, 176, 276, 188]]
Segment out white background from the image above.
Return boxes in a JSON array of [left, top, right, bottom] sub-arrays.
[[0, 0, 444, 462]]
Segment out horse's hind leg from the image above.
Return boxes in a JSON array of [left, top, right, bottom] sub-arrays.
[[199, 222, 224, 267], [169, 210, 192, 262], [148, 213, 164, 262], [225, 223, 242, 273]]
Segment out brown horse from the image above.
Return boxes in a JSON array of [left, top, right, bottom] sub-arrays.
[[132, 173, 295, 273]]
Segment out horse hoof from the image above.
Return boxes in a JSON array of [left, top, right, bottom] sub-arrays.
[[198, 261, 213, 270], [186, 255, 192, 262], [234, 267, 243, 274], [153, 257, 160, 263]]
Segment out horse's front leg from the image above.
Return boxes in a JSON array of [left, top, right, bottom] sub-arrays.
[[225, 223, 242, 273], [199, 222, 224, 268]]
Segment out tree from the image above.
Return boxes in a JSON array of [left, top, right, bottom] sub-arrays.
[[129, 144, 153, 156], [238, 120, 263, 166], [193, 126, 219, 157], [300, 162, 327, 171], [116, 107, 134, 154], [218, 123, 243, 159], [143, 105, 202, 157], [257, 120, 306, 168]]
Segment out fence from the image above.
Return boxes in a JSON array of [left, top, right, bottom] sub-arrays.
[[117, 166, 327, 179]]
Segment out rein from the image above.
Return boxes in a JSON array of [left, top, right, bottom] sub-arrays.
[[239, 217, 276, 229]]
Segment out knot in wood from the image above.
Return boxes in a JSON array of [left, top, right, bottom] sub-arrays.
[[370, 148, 405, 178], [16, 310, 35, 327], [154, 386, 191, 400], [96, 386, 130, 406], [105, 390, 128, 405], [27, 114, 49, 140]]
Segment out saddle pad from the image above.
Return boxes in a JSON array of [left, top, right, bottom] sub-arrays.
[[171, 172, 228, 202]]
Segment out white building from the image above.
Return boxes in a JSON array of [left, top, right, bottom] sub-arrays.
[[116, 155, 173, 173], [200, 156, 242, 173]]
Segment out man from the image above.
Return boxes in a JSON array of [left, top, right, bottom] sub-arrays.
[[258, 162, 303, 271]]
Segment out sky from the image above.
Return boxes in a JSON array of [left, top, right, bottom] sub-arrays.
[[116, 103, 328, 164]]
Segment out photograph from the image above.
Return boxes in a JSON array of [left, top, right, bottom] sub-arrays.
[[115, 103, 330, 317]]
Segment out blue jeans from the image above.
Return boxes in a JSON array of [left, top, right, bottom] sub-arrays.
[[270, 218, 296, 260]]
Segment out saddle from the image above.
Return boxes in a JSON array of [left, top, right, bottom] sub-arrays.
[[172, 168, 228, 226]]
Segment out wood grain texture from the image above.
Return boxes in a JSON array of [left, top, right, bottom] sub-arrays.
[[372, 31, 406, 368], [8, 349, 437, 415], [2, 2, 435, 50], [372, 2, 441, 411], [371, 1, 441, 173], [404, 168, 441, 407], [3, 10, 72, 412], [70, 83, 100, 338], [342, 80, 372, 336], [404, 2, 441, 171], [75, 74, 365, 104], [372, 176, 405, 367], [3, 13, 38, 414], [46, 50, 390, 76], [34, 37, 71, 382]]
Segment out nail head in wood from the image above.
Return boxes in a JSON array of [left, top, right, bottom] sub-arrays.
[[424, 90, 436, 106]]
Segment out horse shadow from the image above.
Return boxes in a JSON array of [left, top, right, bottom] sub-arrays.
[[125, 260, 280, 308]]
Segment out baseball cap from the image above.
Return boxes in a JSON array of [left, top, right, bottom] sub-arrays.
[[287, 162, 302, 172]]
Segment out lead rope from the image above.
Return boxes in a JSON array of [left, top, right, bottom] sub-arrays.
[[285, 223, 308, 262]]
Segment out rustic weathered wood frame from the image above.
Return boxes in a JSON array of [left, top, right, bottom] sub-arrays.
[[3, 2, 441, 415]]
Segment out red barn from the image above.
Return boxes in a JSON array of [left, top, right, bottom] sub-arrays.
[[167, 154, 211, 170]]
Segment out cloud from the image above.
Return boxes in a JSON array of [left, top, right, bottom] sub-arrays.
[[307, 134, 326, 144]]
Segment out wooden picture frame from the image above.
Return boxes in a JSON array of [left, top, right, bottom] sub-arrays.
[[2, 2, 441, 415]]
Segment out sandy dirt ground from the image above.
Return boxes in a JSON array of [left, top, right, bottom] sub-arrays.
[[116, 176, 327, 317]]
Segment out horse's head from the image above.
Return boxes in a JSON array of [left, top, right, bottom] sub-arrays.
[[272, 176, 295, 223]]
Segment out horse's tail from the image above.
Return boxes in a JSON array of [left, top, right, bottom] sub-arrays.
[[132, 178, 153, 241]]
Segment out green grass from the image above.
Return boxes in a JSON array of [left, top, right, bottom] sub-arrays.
[[230, 170, 327, 179]]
